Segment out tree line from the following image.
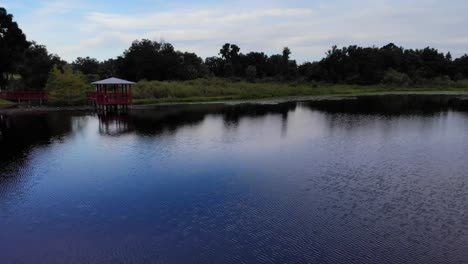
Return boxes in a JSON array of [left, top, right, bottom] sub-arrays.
[[1, 7, 468, 92]]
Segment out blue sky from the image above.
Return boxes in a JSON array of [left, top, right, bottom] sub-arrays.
[[2, 0, 468, 62]]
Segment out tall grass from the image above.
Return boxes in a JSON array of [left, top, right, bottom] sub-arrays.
[[132, 78, 468, 104]]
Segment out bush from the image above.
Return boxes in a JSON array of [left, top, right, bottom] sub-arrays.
[[46, 65, 93, 105], [245, 66, 257, 82], [432, 75, 453, 87], [456, 79, 468, 88], [382, 69, 411, 87]]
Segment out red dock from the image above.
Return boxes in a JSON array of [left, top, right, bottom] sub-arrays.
[[0, 91, 48, 102], [87, 92, 132, 105]]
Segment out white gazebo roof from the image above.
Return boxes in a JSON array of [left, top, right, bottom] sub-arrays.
[[92, 77, 135, 85]]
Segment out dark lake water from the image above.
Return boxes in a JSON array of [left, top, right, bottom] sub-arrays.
[[1, 95, 468, 264]]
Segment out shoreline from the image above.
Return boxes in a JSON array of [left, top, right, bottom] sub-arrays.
[[0, 105, 94, 115], [132, 90, 468, 107], [1, 90, 468, 114]]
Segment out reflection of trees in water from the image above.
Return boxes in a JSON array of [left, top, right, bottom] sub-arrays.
[[0, 113, 80, 178], [301, 95, 466, 135], [220, 103, 295, 127], [98, 103, 297, 136], [302, 95, 468, 115], [99, 95, 466, 139], [0, 103, 297, 165], [0, 113, 89, 208]]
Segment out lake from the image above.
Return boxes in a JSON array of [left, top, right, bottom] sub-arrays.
[[1, 95, 468, 263]]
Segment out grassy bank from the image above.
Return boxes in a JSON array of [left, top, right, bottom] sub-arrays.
[[0, 99, 13, 106], [132, 79, 468, 104]]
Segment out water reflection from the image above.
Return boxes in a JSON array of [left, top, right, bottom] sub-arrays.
[[0, 113, 76, 174], [1, 95, 466, 178], [97, 103, 296, 136], [93, 95, 468, 138], [304, 94, 468, 114], [98, 113, 133, 136], [1, 95, 468, 264]]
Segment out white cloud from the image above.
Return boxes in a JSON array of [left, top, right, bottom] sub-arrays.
[[6, 0, 468, 62], [35, 0, 89, 15], [85, 8, 313, 30]]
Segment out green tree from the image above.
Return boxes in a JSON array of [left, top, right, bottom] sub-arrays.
[[178, 52, 205, 80], [298, 62, 322, 81], [282, 47, 291, 62], [72, 57, 100, 75], [0, 7, 29, 89], [45, 65, 92, 105], [98, 59, 117, 79], [117, 39, 162, 81], [453, 55, 468, 79], [205, 56, 224, 76], [72, 57, 101, 83], [219, 43, 241, 76], [116, 39, 204, 81], [241, 52, 268, 77], [18, 42, 64, 90], [266, 55, 283, 78]]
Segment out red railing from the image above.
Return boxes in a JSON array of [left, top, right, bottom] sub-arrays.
[[0, 91, 48, 101], [87, 92, 132, 105]]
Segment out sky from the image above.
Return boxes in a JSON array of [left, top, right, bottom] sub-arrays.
[[1, 0, 468, 63]]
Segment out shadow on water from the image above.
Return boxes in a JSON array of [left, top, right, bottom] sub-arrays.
[[0, 112, 88, 179], [96, 94, 468, 138], [97, 103, 297, 136], [302, 94, 468, 115], [2, 94, 463, 164], [0, 103, 297, 178], [1, 95, 466, 173]]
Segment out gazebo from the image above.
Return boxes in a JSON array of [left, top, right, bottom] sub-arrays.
[[88, 77, 135, 110]]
